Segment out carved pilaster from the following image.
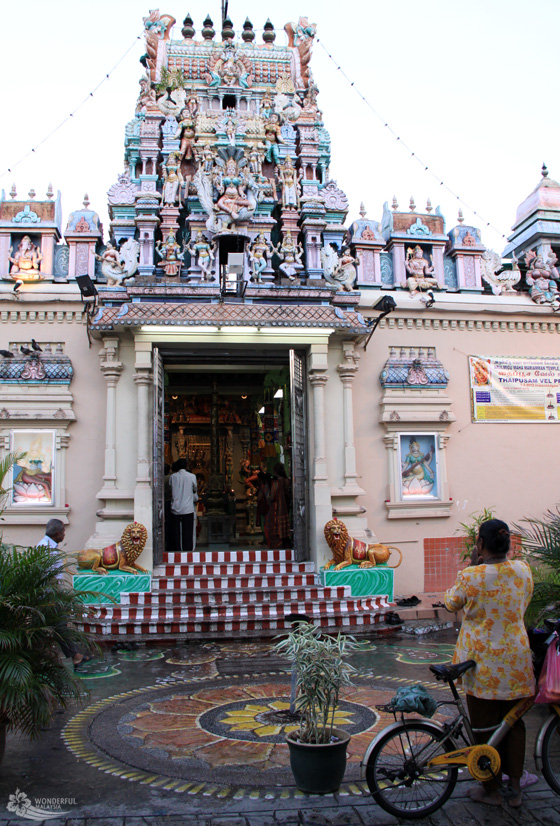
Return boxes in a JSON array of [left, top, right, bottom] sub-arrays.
[[99, 337, 123, 489], [335, 341, 364, 494]]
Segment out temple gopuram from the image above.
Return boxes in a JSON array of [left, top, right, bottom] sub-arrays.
[[1, 10, 560, 638]]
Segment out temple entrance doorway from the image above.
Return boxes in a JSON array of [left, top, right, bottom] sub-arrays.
[[153, 348, 308, 562]]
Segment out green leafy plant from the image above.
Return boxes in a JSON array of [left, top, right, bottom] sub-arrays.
[[274, 623, 356, 744], [456, 507, 495, 562], [0, 543, 97, 738], [515, 508, 560, 628]]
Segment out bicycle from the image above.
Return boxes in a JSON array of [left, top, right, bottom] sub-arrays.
[[361, 620, 560, 819]]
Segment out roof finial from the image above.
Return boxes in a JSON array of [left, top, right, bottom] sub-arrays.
[[83, 193, 90, 209], [242, 17, 255, 42], [542, 163, 549, 178], [426, 198, 433, 213], [46, 183, 54, 200], [181, 13, 195, 40], [391, 195, 398, 211], [9, 183, 16, 199], [28, 188, 36, 200], [409, 196, 416, 212], [359, 202, 366, 219], [263, 19, 276, 46], [458, 208, 464, 224]]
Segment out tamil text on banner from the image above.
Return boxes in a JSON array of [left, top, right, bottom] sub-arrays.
[[469, 356, 560, 422]]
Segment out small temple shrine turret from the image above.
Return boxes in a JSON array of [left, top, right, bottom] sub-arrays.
[[0, 185, 62, 282]]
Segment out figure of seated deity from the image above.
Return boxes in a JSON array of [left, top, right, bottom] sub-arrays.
[[404, 245, 440, 296]]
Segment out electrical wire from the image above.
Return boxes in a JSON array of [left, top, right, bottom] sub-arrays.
[[316, 37, 508, 241], [0, 34, 143, 182]]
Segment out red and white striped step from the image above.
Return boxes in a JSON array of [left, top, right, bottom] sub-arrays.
[[78, 547, 392, 640]]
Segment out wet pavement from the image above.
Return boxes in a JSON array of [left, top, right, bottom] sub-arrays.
[[1, 628, 560, 825]]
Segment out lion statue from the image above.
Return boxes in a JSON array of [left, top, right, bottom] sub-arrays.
[[76, 522, 148, 575], [324, 518, 402, 571]]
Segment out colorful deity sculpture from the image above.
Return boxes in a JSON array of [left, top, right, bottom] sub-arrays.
[[187, 231, 216, 281], [264, 114, 285, 164], [174, 110, 197, 162], [321, 243, 357, 291], [156, 231, 184, 277], [525, 249, 560, 307], [9, 235, 43, 280], [248, 233, 273, 282], [95, 239, 139, 286], [162, 152, 184, 206], [404, 245, 440, 296], [276, 155, 301, 209], [274, 230, 304, 282]]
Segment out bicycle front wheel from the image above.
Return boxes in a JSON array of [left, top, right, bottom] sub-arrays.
[[365, 722, 458, 819], [541, 714, 560, 795]]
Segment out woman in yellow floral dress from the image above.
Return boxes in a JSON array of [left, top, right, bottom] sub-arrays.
[[445, 519, 535, 808]]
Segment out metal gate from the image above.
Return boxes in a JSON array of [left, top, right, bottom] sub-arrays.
[[290, 349, 308, 561], [152, 347, 165, 566]]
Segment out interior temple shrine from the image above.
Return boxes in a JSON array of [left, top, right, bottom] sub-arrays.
[[1, 9, 560, 637]]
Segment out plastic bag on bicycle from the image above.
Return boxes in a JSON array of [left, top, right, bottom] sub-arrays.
[[535, 634, 560, 704]]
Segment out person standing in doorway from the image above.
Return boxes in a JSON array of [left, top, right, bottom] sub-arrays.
[[169, 458, 198, 552]]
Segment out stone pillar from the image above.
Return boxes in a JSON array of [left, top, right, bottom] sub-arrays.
[[336, 341, 364, 494], [98, 337, 123, 492], [133, 341, 153, 554], [308, 344, 333, 568]]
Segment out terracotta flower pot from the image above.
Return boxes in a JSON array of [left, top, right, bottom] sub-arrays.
[[285, 727, 351, 794]]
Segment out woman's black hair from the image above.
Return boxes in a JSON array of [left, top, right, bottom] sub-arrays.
[[478, 518, 510, 556]]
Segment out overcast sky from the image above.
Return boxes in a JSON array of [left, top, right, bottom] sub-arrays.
[[0, 0, 557, 254]]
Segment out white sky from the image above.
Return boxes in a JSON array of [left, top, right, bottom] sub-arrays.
[[0, 0, 557, 254]]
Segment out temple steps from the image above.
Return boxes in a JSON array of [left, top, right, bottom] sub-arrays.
[[78, 547, 392, 641]]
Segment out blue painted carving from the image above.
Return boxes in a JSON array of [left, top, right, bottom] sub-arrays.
[[53, 245, 70, 278], [381, 202, 393, 240], [0, 352, 73, 385], [443, 256, 458, 290], [407, 217, 431, 236], [13, 204, 40, 224], [380, 347, 449, 388], [435, 205, 446, 233], [380, 251, 393, 286]]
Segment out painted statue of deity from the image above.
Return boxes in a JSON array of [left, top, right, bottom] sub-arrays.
[[264, 114, 285, 165], [525, 249, 560, 307], [401, 438, 435, 496], [9, 235, 43, 280], [404, 245, 440, 296], [276, 155, 302, 209], [174, 111, 197, 162], [274, 230, 304, 282], [187, 231, 216, 282], [216, 159, 252, 220], [195, 142, 216, 175], [156, 231, 184, 277], [162, 152, 184, 206], [248, 233, 273, 283]]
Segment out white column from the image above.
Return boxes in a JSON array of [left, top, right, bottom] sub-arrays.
[[309, 372, 328, 482], [336, 341, 364, 494], [308, 344, 333, 569], [99, 337, 123, 490], [133, 341, 153, 552]]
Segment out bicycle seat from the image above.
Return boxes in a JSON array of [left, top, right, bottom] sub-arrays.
[[429, 660, 476, 682]]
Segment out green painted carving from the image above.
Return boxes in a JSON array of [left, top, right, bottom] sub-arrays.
[[73, 572, 151, 604], [320, 564, 394, 601]]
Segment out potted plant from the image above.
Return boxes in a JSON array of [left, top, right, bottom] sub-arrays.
[[274, 621, 356, 794]]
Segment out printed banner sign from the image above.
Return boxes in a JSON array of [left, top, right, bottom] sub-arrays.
[[469, 356, 560, 422]]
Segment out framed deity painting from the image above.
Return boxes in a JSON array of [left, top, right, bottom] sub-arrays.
[[398, 433, 439, 500], [10, 430, 55, 506]]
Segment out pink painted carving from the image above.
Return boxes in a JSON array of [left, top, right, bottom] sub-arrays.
[[463, 256, 476, 287], [107, 172, 136, 206]]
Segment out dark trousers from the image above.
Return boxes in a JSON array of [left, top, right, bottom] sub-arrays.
[[466, 693, 527, 790], [172, 512, 194, 552]]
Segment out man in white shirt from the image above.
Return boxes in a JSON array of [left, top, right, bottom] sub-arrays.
[[169, 458, 198, 552]]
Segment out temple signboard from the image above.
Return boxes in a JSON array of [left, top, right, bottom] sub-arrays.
[[469, 355, 560, 422]]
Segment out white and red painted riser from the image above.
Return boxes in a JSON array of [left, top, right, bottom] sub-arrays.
[[80, 609, 388, 638], [78, 547, 392, 640], [88, 596, 387, 623], [122, 585, 352, 606]]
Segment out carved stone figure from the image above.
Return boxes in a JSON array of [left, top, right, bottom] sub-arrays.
[[8, 235, 43, 279], [276, 155, 301, 209], [187, 231, 216, 281], [77, 522, 148, 575], [136, 74, 157, 114], [481, 249, 521, 295], [193, 149, 259, 233], [216, 166, 252, 220], [284, 17, 317, 90], [248, 233, 273, 282], [525, 249, 560, 307], [323, 518, 402, 571], [174, 110, 197, 162], [95, 240, 139, 286], [404, 245, 440, 296], [263, 114, 285, 164], [142, 10, 176, 81], [205, 43, 253, 88], [321, 244, 357, 291], [274, 230, 304, 282], [162, 151, 184, 205], [156, 230, 184, 276], [195, 142, 216, 174]]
